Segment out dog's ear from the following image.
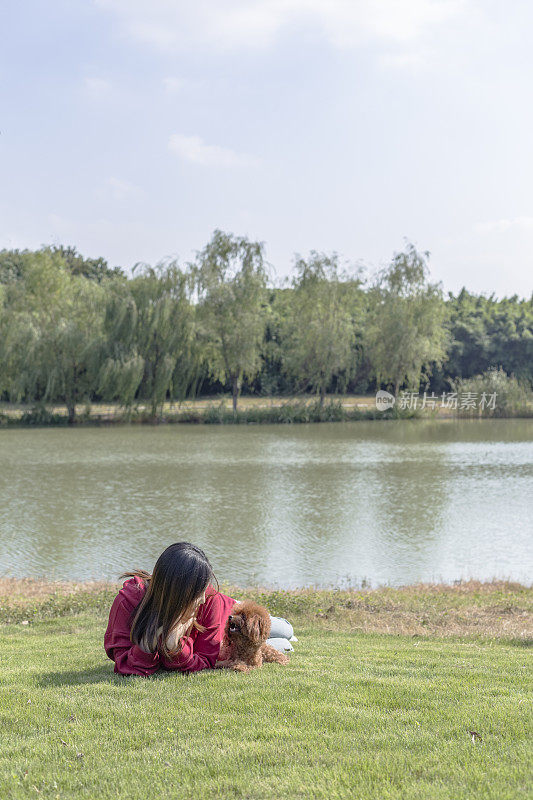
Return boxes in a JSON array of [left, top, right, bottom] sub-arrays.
[[259, 610, 271, 641], [244, 613, 261, 645], [245, 610, 270, 644]]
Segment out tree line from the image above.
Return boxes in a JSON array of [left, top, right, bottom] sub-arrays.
[[0, 232, 531, 421]]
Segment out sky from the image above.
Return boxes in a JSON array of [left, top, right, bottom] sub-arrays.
[[1, 0, 532, 298]]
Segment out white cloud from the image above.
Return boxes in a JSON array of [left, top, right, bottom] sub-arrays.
[[84, 77, 112, 98], [95, 0, 466, 53], [474, 217, 533, 234], [168, 134, 258, 167]]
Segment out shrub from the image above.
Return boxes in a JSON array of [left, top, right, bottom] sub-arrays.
[[17, 404, 69, 426], [453, 367, 533, 418]]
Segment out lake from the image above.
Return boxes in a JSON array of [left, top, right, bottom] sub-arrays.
[[1, 420, 532, 588]]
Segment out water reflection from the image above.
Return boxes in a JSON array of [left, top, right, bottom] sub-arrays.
[[0, 420, 531, 587]]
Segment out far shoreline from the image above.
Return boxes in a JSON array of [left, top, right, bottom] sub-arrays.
[[1, 394, 532, 427]]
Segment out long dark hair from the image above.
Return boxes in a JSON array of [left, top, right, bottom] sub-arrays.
[[120, 542, 219, 659]]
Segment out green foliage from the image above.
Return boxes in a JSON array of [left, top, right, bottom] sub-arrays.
[[48, 245, 125, 282], [107, 262, 197, 418], [279, 252, 362, 404], [1, 237, 532, 420], [131, 264, 195, 416], [0, 249, 28, 284], [0, 249, 107, 421], [365, 244, 449, 396], [0, 245, 124, 285], [192, 230, 268, 411], [96, 279, 144, 410], [442, 288, 533, 388], [18, 404, 69, 426], [454, 366, 533, 417], [154, 398, 415, 425]]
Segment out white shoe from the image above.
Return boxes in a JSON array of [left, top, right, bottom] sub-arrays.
[[289, 635, 298, 642], [267, 637, 294, 652]]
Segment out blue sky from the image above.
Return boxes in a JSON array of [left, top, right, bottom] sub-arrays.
[[1, 0, 532, 297]]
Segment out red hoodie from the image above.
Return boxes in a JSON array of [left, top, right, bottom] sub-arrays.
[[104, 576, 236, 676]]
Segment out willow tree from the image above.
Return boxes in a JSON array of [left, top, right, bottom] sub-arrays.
[[97, 279, 145, 412], [0, 248, 106, 422], [0, 283, 10, 398], [280, 252, 360, 406], [192, 230, 268, 412], [106, 262, 197, 419], [40, 277, 106, 421], [365, 243, 449, 397]]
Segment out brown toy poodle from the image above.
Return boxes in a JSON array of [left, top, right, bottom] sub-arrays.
[[215, 600, 290, 673]]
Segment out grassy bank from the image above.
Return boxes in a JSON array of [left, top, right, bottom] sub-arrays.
[[0, 396, 419, 427], [2, 392, 532, 427], [1, 580, 531, 799], [2, 578, 532, 642]]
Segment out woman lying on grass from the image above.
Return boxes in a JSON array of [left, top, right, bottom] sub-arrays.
[[104, 542, 294, 676]]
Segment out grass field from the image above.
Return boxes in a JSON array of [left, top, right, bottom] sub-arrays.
[[1, 580, 531, 799]]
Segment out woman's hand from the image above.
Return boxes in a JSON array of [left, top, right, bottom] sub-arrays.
[[165, 615, 195, 651], [214, 659, 232, 669], [218, 641, 232, 661]]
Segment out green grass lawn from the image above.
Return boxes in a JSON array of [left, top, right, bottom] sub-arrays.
[[1, 606, 531, 800]]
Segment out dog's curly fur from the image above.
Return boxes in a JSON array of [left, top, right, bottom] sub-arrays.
[[215, 600, 290, 673]]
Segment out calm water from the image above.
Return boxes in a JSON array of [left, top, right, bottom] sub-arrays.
[[0, 420, 532, 588]]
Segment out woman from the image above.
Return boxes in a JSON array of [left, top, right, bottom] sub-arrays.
[[104, 542, 294, 676]]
